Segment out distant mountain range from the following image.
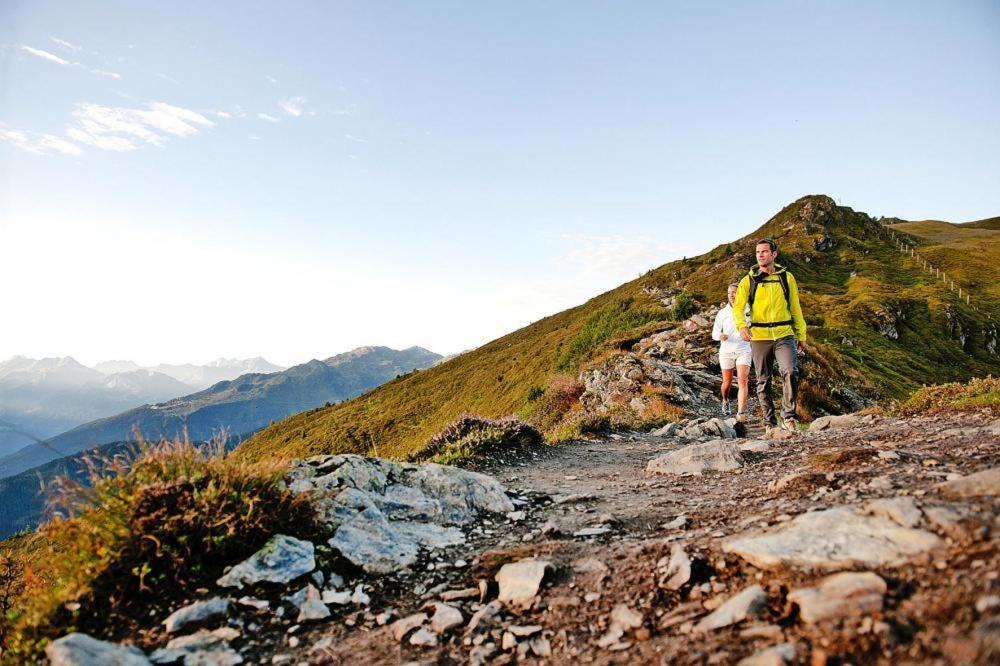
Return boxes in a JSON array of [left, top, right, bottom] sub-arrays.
[[0, 346, 441, 483], [0, 356, 285, 458]]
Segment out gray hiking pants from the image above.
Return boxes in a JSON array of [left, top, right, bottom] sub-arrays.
[[751, 336, 799, 425]]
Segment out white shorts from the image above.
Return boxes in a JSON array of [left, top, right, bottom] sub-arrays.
[[719, 349, 752, 370]]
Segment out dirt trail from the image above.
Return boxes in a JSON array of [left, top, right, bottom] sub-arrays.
[[300, 410, 998, 665]]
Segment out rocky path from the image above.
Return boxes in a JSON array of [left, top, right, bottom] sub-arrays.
[[47, 411, 999, 665], [296, 410, 998, 665]]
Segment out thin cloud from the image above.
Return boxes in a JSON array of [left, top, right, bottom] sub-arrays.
[[265, 75, 278, 84], [257, 113, 280, 123], [157, 73, 179, 84], [344, 133, 368, 143], [278, 96, 306, 117], [558, 234, 696, 281], [50, 37, 82, 52], [22, 44, 122, 80], [22, 45, 73, 66], [215, 111, 232, 119], [66, 101, 215, 152], [0, 126, 82, 156]]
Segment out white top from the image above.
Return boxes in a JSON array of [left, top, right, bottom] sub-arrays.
[[712, 303, 752, 354]]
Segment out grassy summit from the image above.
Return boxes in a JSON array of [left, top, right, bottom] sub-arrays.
[[237, 195, 999, 463]]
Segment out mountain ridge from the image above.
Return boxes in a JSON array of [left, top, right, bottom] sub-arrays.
[[235, 195, 999, 464], [0, 346, 442, 480]]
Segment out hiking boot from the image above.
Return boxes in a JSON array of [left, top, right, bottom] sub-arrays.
[[721, 400, 731, 416], [782, 418, 799, 432], [735, 412, 747, 423]]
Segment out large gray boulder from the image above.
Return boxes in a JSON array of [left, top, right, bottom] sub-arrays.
[[47, 633, 150, 666], [285, 455, 513, 574], [216, 535, 315, 588], [647, 440, 744, 476], [724, 506, 941, 570]]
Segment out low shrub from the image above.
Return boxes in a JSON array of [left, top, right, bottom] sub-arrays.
[[548, 408, 610, 444], [413, 414, 544, 465], [6, 439, 320, 660], [896, 376, 1000, 416], [670, 291, 697, 320], [520, 375, 585, 435]]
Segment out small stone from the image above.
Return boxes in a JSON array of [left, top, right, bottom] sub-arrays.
[[788, 572, 886, 624], [310, 637, 334, 653], [529, 637, 551, 657], [350, 584, 370, 606], [658, 542, 692, 590], [584, 592, 601, 602], [495, 559, 552, 609], [163, 597, 230, 634], [663, 514, 688, 530], [296, 586, 331, 623], [694, 585, 767, 632], [737, 642, 797, 666], [611, 604, 643, 631], [740, 624, 783, 640], [466, 601, 502, 634], [937, 467, 1000, 498], [236, 596, 269, 611], [508, 625, 543, 637], [391, 613, 427, 641], [409, 628, 439, 647], [501, 632, 517, 650], [217, 535, 315, 588], [440, 587, 479, 602], [321, 589, 351, 605], [429, 603, 464, 634]]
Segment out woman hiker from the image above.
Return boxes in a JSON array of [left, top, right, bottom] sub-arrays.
[[712, 282, 752, 421]]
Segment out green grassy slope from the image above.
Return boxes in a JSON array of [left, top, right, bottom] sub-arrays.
[[889, 218, 1000, 301], [237, 195, 999, 463]]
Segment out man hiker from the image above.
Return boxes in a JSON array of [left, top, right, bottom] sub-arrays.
[[732, 238, 807, 434], [712, 283, 752, 420]]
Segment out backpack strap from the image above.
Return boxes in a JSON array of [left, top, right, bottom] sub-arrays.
[[746, 268, 793, 328]]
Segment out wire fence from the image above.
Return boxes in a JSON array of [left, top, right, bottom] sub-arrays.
[[879, 221, 993, 322]]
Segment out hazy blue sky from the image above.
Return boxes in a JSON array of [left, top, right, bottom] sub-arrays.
[[2, 1, 998, 366]]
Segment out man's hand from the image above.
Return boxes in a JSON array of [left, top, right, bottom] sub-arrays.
[[797, 341, 805, 356], [720, 333, 728, 341], [739, 327, 751, 342]]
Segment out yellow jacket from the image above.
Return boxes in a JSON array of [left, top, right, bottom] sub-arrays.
[[732, 264, 807, 342]]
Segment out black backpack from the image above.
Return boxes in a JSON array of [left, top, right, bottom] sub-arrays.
[[747, 269, 792, 328]]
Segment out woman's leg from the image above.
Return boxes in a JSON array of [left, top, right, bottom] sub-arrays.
[[736, 363, 750, 415], [721, 368, 734, 403]]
